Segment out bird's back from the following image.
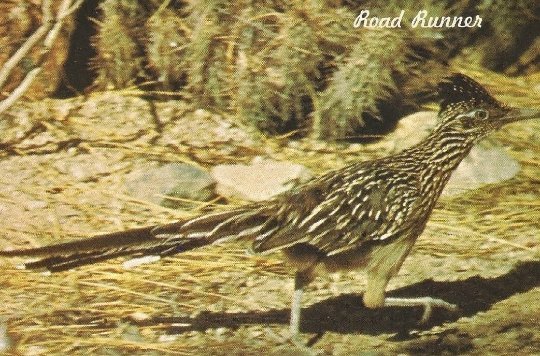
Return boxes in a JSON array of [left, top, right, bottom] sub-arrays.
[[252, 156, 425, 257]]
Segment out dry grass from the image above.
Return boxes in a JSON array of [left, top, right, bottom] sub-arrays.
[[0, 65, 539, 354]]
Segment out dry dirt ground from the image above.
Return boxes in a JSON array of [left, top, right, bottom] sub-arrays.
[[0, 74, 539, 355]]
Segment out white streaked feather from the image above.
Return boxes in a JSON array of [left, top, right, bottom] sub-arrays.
[[351, 204, 362, 216], [307, 218, 328, 233], [254, 226, 280, 241], [298, 206, 324, 227], [237, 224, 264, 237], [181, 210, 234, 229], [207, 215, 239, 236], [123, 255, 161, 269], [378, 231, 394, 240], [184, 232, 208, 239]]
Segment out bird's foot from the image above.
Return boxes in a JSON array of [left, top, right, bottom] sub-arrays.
[[384, 296, 459, 324], [266, 328, 321, 355]]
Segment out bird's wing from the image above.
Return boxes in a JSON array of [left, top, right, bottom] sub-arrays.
[[252, 162, 422, 255], [148, 205, 271, 255]]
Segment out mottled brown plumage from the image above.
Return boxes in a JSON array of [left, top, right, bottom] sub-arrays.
[[2, 74, 539, 335]]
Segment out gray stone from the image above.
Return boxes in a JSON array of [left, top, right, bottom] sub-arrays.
[[443, 146, 521, 196], [211, 158, 312, 201], [125, 163, 216, 209]]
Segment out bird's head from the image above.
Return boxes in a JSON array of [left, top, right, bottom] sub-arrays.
[[437, 74, 539, 139]]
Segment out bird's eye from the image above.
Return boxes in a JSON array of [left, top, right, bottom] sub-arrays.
[[474, 109, 489, 120]]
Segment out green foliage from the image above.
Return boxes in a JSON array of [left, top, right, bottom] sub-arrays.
[[234, 10, 323, 131], [147, 9, 188, 89], [183, 10, 224, 106], [317, 29, 417, 139], [93, 0, 146, 89], [89, 0, 536, 140], [479, 0, 537, 35], [91, 1, 443, 137], [477, 0, 539, 72]]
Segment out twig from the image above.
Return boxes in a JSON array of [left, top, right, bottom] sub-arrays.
[[488, 236, 538, 253], [0, 0, 84, 115], [0, 68, 43, 113], [0, 0, 53, 90], [43, 0, 84, 48]]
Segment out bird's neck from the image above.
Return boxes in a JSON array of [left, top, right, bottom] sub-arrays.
[[406, 124, 478, 194], [418, 125, 476, 167]]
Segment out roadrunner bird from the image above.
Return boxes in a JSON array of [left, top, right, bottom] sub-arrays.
[[1, 74, 539, 335]]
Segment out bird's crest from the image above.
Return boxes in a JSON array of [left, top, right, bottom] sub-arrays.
[[437, 74, 503, 116]]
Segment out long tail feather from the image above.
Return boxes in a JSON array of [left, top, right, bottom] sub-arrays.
[[1, 207, 271, 271], [0, 226, 156, 257]]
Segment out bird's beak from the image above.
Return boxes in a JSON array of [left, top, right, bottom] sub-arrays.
[[500, 107, 540, 126]]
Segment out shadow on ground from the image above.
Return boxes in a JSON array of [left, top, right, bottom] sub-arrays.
[[128, 260, 539, 337]]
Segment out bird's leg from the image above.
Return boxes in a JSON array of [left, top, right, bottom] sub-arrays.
[[384, 297, 458, 323], [364, 270, 457, 324], [290, 269, 314, 336]]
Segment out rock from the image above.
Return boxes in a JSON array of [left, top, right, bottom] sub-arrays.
[[125, 163, 216, 209], [443, 146, 521, 196], [385, 111, 438, 152], [211, 158, 312, 201]]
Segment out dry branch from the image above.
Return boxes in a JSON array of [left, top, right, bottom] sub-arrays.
[[0, 0, 83, 115]]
